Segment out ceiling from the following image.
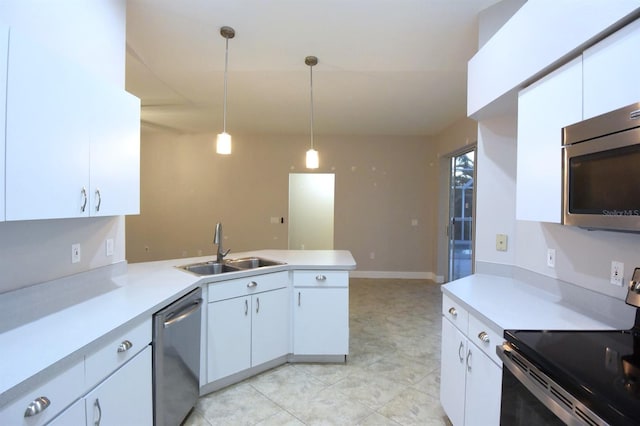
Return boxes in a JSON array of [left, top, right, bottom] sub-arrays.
[[125, 0, 500, 137]]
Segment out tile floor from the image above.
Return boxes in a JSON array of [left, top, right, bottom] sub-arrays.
[[185, 278, 449, 425]]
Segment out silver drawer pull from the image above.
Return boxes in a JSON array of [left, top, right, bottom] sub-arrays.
[[478, 331, 490, 343], [24, 396, 50, 417], [316, 275, 327, 281], [117, 340, 133, 353], [448, 307, 457, 317], [247, 281, 258, 288]]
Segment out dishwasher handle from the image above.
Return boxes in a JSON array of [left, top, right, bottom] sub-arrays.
[[163, 298, 203, 328]]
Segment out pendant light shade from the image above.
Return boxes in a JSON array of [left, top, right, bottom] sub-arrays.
[[305, 56, 319, 169], [306, 149, 319, 169], [216, 26, 235, 155]]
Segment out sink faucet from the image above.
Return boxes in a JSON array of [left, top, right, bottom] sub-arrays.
[[214, 222, 230, 262]]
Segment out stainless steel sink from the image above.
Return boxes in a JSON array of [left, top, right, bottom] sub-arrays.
[[177, 257, 285, 276], [178, 261, 241, 276], [225, 257, 285, 269]]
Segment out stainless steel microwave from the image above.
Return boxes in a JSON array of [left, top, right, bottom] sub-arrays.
[[562, 102, 640, 232]]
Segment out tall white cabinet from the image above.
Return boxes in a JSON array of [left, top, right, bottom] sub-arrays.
[[4, 29, 140, 221], [583, 18, 640, 119], [0, 26, 7, 222], [515, 57, 583, 223]]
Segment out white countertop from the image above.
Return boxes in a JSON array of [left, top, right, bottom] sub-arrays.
[[0, 249, 356, 404], [442, 273, 623, 333]]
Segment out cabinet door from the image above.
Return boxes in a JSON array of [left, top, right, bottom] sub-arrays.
[[583, 18, 640, 119], [47, 399, 85, 426], [464, 344, 502, 426], [207, 296, 251, 382], [0, 25, 7, 222], [516, 56, 583, 223], [85, 346, 152, 426], [5, 30, 91, 220], [89, 85, 140, 216], [252, 288, 290, 366], [293, 287, 348, 355], [440, 318, 467, 426]]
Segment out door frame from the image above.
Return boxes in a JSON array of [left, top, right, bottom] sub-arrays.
[[437, 145, 477, 283]]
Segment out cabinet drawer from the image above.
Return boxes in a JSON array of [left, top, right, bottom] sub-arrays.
[[442, 294, 469, 334], [208, 271, 288, 302], [0, 361, 84, 426], [292, 270, 348, 287], [85, 317, 151, 389], [468, 314, 503, 366]]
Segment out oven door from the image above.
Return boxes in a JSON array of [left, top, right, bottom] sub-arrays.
[[497, 343, 608, 426]]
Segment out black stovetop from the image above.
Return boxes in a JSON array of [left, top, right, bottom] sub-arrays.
[[504, 326, 640, 426]]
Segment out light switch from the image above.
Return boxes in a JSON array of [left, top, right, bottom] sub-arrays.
[[496, 234, 507, 251]]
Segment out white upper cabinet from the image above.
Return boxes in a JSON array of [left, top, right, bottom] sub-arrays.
[[89, 83, 140, 216], [6, 29, 91, 220], [0, 26, 7, 222], [516, 57, 583, 223], [4, 29, 140, 221], [583, 18, 640, 119]]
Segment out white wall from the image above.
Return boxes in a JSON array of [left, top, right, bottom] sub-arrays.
[[473, 3, 640, 302], [475, 114, 517, 267], [0, 0, 128, 294]]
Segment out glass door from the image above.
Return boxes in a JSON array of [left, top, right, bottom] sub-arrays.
[[448, 150, 475, 281]]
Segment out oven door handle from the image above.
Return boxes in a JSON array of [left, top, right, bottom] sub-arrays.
[[497, 342, 608, 426]]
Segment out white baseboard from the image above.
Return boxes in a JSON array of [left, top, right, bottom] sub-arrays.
[[350, 270, 443, 283]]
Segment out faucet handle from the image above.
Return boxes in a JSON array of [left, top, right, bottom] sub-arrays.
[[221, 248, 231, 259]]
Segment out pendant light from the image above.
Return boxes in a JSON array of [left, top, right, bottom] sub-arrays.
[[305, 56, 319, 169], [216, 26, 235, 155]]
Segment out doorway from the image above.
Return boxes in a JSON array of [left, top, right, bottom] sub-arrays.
[[288, 173, 335, 250], [448, 149, 475, 281]]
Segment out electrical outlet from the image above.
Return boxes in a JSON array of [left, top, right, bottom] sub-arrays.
[[496, 234, 508, 251], [105, 238, 114, 256], [71, 243, 81, 264], [547, 249, 556, 268], [370, 252, 375, 260], [611, 261, 624, 286]]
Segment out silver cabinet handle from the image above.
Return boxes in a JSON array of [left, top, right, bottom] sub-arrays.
[[466, 349, 472, 372], [458, 341, 464, 362], [478, 331, 490, 343], [247, 281, 258, 288], [316, 275, 327, 281], [24, 396, 50, 417], [245, 299, 248, 316], [448, 307, 457, 317], [256, 297, 260, 313], [117, 340, 133, 353], [94, 398, 102, 426], [80, 187, 88, 212], [298, 291, 301, 306], [95, 188, 101, 212]]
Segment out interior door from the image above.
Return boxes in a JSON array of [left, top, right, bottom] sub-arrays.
[[448, 150, 475, 281]]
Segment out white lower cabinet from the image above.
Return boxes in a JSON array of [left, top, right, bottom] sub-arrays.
[[206, 272, 289, 383], [1, 319, 152, 426], [50, 346, 152, 426], [292, 270, 349, 357], [293, 288, 349, 355], [440, 295, 501, 426], [84, 345, 152, 426]]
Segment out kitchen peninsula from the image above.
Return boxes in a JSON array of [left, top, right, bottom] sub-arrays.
[[0, 249, 356, 425]]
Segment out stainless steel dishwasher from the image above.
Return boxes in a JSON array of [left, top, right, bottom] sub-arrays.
[[153, 287, 203, 426]]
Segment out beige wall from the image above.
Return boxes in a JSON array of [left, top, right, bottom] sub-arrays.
[[126, 127, 447, 277]]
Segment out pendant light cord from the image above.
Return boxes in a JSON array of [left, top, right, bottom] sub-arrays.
[[309, 63, 314, 150], [223, 36, 229, 134]]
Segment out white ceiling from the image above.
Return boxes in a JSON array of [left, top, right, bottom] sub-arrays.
[[125, 0, 500, 137]]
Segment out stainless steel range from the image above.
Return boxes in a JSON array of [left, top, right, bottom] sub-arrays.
[[498, 268, 640, 425]]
